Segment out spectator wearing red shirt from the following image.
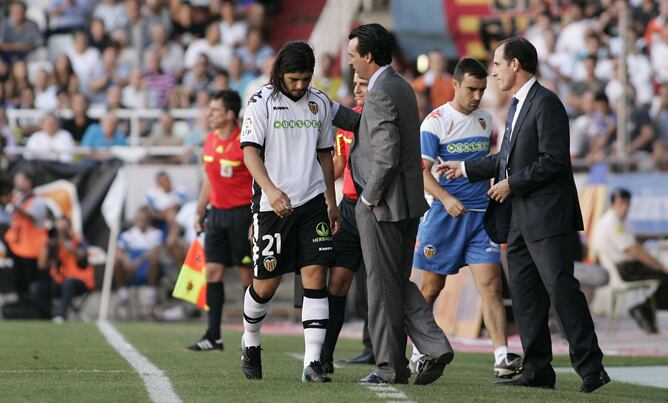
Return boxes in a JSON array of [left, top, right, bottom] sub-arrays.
[[187, 90, 253, 351]]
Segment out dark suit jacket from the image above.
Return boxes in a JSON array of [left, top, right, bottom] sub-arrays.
[[333, 66, 429, 222], [465, 81, 583, 243]]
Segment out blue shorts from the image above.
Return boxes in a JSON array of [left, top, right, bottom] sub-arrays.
[[127, 250, 151, 286], [413, 203, 500, 275]]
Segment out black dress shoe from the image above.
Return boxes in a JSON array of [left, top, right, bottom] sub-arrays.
[[413, 352, 454, 385], [340, 351, 375, 365], [496, 375, 555, 389], [359, 372, 389, 384], [579, 370, 610, 393]]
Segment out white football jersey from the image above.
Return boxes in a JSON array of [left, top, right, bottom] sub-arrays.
[[241, 85, 333, 212]]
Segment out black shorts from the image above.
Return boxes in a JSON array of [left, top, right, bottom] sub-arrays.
[[204, 205, 253, 267], [252, 194, 334, 279], [332, 196, 361, 272]]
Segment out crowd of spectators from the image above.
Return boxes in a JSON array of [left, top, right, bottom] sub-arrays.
[[469, 0, 668, 171], [0, 0, 276, 155]]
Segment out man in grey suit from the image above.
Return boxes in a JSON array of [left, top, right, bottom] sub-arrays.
[[332, 23, 453, 385]]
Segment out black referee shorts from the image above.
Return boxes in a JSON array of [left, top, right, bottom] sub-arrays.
[[252, 194, 334, 279], [332, 196, 361, 272], [204, 205, 253, 267]]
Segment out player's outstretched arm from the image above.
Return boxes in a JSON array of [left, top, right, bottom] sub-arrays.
[[243, 146, 293, 218]]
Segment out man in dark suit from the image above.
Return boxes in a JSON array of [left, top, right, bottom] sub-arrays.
[[440, 37, 608, 393], [332, 23, 453, 385]]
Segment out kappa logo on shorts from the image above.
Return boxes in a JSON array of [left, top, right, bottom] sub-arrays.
[[423, 245, 436, 259], [308, 101, 319, 115], [485, 241, 500, 253], [263, 256, 277, 271], [313, 222, 332, 243]]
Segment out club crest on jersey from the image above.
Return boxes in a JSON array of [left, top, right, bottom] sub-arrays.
[[423, 245, 436, 259], [308, 101, 319, 115], [478, 118, 487, 130], [263, 256, 277, 271]]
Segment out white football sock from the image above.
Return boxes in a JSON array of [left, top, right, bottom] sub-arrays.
[[494, 346, 509, 365], [242, 286, 271, 347], [302, 291, 328, 368]]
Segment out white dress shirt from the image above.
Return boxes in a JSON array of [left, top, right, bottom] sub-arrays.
[[331, 65, 391, 207], [462, 77, 537, 178]]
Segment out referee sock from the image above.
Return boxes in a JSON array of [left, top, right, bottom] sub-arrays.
[[320, 293, 347, 362], [302, 288, 329, 368], [242, 285, 271, 347], [206, 282, 224, 341]]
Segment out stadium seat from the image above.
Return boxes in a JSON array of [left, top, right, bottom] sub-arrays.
[[597, 253, 659, 335], [47, 34, 74, 63], [26, 5, 48, 32]]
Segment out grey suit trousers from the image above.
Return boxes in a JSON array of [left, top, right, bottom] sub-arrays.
[[355, 202, 453, 382]]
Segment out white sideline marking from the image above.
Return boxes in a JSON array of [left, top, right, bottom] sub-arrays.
[[555, 366, 668, 389], [97, 321, 182, 403], [287, 352, 415, 402]]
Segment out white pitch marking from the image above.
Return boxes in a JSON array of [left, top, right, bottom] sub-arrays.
[[287, 352, 415, 402], [97, 321, 182, 403]]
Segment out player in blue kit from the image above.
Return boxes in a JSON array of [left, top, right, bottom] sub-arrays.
[[409, 58, 522, 379]]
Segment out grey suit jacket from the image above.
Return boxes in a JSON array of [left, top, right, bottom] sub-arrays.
[[333, 66, 429, 222]]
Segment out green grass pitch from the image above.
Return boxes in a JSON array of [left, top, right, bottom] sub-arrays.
[[0, 322, 666, 402]]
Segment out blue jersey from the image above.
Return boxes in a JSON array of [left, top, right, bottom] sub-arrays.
[[420, 103, 493, 210]]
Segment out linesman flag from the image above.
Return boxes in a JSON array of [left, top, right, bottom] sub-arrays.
[[172, 237, 208, 310]]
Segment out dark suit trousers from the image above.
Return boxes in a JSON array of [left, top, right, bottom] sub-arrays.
[[507, 224, 603, 381], [355, 202, 452, 382]]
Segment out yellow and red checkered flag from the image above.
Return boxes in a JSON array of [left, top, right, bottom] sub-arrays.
[[172, 238, 208, 310]]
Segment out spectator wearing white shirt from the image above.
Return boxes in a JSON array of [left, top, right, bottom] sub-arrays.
[[184, 23, 233, 70], [33, 69, 59, 112], [114, 207, 163, 308], [25, 114, 75, 163], [651, 24, 668, 84], [143, 171, 187, 264], [219, 0, 247, 49], [591, 188, 668, 334], [67, 30, 101, 91], [555, 2, 594, 57], [625, 33, 654, 107], [121, 67, 151, 109]]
